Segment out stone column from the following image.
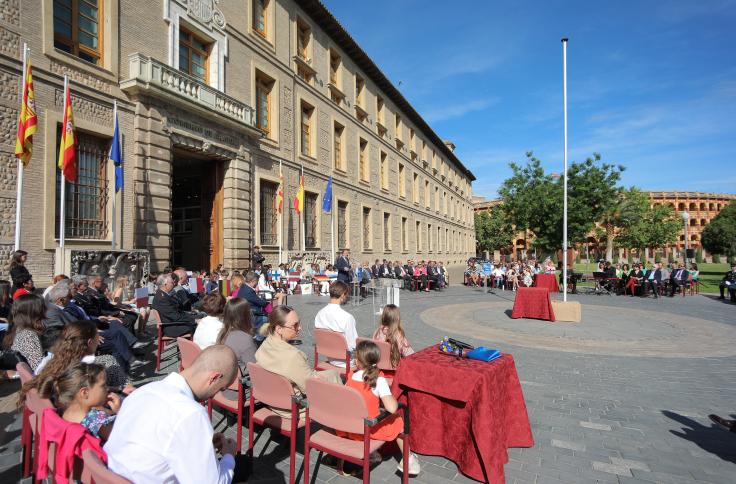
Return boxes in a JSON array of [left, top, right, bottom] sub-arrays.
[[223, 146, 252, 269]]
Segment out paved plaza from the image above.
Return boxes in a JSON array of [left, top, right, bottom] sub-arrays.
[[1, 282, 735, 483]]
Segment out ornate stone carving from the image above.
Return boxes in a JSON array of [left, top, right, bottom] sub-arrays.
[[0, 26, 19, 58], [69, 249, 151, 291], [55, 90, 113, 126], [186, 0, 226, 30], [0, 69, 20, 104], [0, 106, 18, 150], [49, 60, 112, 93], [0, 0, 20, 27]]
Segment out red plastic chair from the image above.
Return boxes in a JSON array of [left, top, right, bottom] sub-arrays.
[[313, 328, 350, 377], [17, 362, 34, 477], [80, 449, 132, 484], [356, 337, 396, 385], [176, 336, 202, 371], [247, 362, 305, 484], [303, 378, 409, 484], [24, 389, 54, 480], [208, 369, 248, 453], [151, 309, 192, 371]]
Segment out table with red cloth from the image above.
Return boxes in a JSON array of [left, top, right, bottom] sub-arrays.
[[533, 273, 559, 292], [392, 347, 534, 483], [511, 287, 556, 321]]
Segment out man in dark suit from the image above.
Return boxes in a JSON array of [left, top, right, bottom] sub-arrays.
[[668, 263, 689, 297], [427, 261, 440, 290], [236, 271, 284, 340], [718, 264, 736, 301], [645, 262, 663, 298], [81, 276, 138, 334], [403, 261, 415, 289], [371, 259, 381, 279], [335, 249, 352, 283], [151, 274, 198, 337]]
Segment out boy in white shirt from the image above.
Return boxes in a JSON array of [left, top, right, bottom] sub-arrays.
[[314, 281, 357, 367]]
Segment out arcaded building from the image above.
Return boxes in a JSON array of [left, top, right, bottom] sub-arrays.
[[0, 0, 476, 280]]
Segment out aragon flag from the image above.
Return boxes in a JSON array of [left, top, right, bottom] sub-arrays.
[[14, 59, 37, 165], [57, 82, 77, 182], [293, 174, 304, 214]]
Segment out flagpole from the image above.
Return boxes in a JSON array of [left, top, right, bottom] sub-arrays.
[[278, 160, 283, 265], [300, 164, 305, 252], [562, 38, 569, 302], [59, 75, 69, 273], [14, 43, 28, 251], [331, 206, 335, 261], [111, 100, 117, 250]]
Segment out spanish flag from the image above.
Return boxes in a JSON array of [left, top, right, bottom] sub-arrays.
[[277, 164, 284, 213], [58, 82, 77, 182], [14, 59, 37, 165], [293, 174, 304, 214]]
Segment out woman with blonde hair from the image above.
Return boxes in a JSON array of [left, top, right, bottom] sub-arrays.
[[372, 304, 414, 369], [111, 274, 149, 337]]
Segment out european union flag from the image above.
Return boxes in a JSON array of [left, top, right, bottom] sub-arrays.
[[110, 108, 123, 192], [322, 176, 332, 213]]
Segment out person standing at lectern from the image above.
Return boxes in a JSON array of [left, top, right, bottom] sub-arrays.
[[335, 249, 352, 283]]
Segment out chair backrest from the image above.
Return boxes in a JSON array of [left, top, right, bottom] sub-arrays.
[[306, 378, 368, 434], [177, 337, 202, 370], [81, 449, 132, 484], [16, 361, 33, 384], [356, 337, 395, 371], [26, 388, 53, 416], [247, 362, 294, 410], [149, 308, 162, 325], [314, 328, 349, 360]]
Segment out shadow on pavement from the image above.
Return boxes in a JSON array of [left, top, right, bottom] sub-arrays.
[[663, 410, 736, 463]]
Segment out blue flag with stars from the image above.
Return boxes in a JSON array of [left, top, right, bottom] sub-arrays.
[[110, 108, 123, 192], [322, 176, 333, 213]]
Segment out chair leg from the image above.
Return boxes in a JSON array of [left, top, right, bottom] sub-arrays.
[[402, 433, 409, 484], [236, 407, 243, 454], [289, 433, 296, 484], [156, 334, 163, 372], [207, 399, 213, 419], [21, 407, 31, 478]]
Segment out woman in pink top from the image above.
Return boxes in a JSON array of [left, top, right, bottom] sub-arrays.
[[372, 304, 414, 368]]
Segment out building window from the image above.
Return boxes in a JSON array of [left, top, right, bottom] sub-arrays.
[[300, 101, 314, 157], [383, 213, 391, 251], [53, 0, 102, 65], [355, 75, 365, 108], [55, 130, 108, 239], [359, 138, 369, 182], [438, 226, 442, 252], [412, 173, 419, 203], [409, 129, 416, 157], [435, 186, 439, 212], [402, 217, 408, 252], [428, 224, 433, 252], [424, 180, 430, 208], [398, 163, 405, 198], [329, 49, 341, 86], [380, 151, 388, 190], [337, 201, 348, 249], [395, 115, 403, 150], [377, 96, 386, 137], [304, 192, 318, 248], [255, 71, 274, 136], [259, 180, 279, 245], [416, 221, 421, 251], [296, 18, 311, 61], [362, 207, 372, 250], [333, 121, 345, 171], [179, 27, 209, 81], [253, 0, 269, 38]]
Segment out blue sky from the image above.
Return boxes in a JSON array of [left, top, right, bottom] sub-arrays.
[[321, 0, 736, 199]]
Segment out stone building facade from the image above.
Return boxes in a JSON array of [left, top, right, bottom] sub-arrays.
[[0, 0, 476, 281]]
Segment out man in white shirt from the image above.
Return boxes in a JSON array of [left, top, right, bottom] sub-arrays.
[[104, 345, 243, 484], [314, 280, 357, 367]]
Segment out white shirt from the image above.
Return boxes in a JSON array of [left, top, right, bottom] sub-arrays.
[[352, 370, 391, 398], [193, 316, 224, 350], [314, 303, 358, 367], [104, 373, 235, 484]]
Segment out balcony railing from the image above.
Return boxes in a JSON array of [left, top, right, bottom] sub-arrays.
[[122, 53, 257, 131]]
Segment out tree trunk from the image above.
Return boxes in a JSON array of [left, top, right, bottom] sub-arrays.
[[605, 225, 614, 261]]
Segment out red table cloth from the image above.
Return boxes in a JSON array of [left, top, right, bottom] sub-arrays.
[[533, 273, 560, 292], [511, 287, 556, 321], [392, 347, 534, 483]]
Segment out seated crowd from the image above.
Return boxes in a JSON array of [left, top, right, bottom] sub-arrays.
[[2, 248, 423, 481]]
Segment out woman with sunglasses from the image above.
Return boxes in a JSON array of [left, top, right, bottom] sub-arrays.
[[255, 306, 340, 416]]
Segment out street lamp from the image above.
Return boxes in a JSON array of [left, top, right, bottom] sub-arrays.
[[681, 210, 690, 265]]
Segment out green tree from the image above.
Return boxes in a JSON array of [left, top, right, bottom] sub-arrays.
[[474, 208, 515, 256], [498, 152, 624, 253], [617, 204, 680, 255], [702, 201, 736, 257], [602, 188, 649, 261]]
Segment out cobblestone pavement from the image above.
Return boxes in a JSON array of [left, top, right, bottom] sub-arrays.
[[2, 279, 735, 483]]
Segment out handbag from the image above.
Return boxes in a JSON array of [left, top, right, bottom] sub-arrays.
[[466, 347, 502, 362]]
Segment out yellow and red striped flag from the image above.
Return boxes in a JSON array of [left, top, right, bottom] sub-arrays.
[[14, 58, 37, 165], [58, 82, 77, 182], [293, 174, 304, 214], [277, 164, 284, 213]]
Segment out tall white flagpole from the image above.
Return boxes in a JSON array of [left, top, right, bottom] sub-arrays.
[[59, 75, 69, 273], [331, 201, 335, 260], [278, 160, 283, 264], [562, 38, 569, 302], [14, 43, 28, 251], [300, 164, 305, 252], [111, 100, 117, 250]]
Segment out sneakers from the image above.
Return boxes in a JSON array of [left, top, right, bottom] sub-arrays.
[[397, 452, 421, 475]]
